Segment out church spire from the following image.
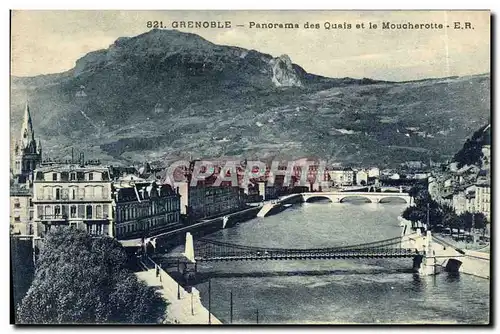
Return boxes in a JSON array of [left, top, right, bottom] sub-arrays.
[[20, 100, 35, 150]]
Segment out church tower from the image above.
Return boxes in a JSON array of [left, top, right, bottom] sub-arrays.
[[12, 101, 42, 184]]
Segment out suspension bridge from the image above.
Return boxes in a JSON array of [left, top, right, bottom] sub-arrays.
[[182, 234, 419, 262]]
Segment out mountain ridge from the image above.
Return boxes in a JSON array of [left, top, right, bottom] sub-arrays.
[[10, 29, 490, 167]]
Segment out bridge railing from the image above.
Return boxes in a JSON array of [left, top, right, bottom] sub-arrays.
[[197, 235, 403, 253], [194, 236, 416, 260]]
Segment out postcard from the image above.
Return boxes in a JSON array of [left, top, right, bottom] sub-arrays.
[[10, 10, 490, 325]]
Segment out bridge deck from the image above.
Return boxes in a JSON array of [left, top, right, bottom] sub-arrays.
[[195, 249, 417, 262]]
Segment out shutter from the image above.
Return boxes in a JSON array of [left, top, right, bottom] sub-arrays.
[[78, 204, 85, 218]]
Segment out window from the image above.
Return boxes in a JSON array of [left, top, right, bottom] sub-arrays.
[[70, 205, 77, 218], [96, 205, 103, 219], [103, 205, 109, 218], [72, 189, 76, 200], [13, 200, 20, 209], [44, 205, 52, 217], [45, 187, 52, 200], [78, 205, 85, 218], [54, 205, 61, 217], [86, 205, 93, 219], [88, 173, 94, 181], [52, 173, 58, 181], [55, 188, 61, 200], [14, 216, 20, 222], [70, 173, 76, 181], [29, 198, 33, 207]]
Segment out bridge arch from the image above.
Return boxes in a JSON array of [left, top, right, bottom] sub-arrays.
[[445, 258, 462, 273], [378, 196, 409, 204], [304, 195, 333, 203], [338, 195, 372, 203]]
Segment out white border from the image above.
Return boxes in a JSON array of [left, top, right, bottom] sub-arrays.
[[2, 1, 497, 334]]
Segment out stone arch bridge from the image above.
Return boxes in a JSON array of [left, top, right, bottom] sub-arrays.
[[301, 191, 412, 204]]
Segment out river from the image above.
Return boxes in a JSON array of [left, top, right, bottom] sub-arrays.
[[166, 200, 490, 324]]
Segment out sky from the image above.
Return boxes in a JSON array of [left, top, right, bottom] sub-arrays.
[[11, 10, 490, 81]]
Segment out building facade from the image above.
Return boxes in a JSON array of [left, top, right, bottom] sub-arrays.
[[10, 101, 42, 236], [113, 182, 182, 240], [328, 167, 354, 186], [355, 170, 368, 186], [32, 164, 114, 237], [475, 182, 491, 222], [176, 181, 244, 221], [10, 185, 34, 235]]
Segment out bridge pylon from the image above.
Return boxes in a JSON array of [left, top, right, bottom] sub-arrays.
[[182, 232, 196, 264]]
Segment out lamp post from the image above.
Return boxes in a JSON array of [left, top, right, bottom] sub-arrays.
[[230, 290, 233, 324], [191, 291, 194, 316], [208, 279, 212, 324]]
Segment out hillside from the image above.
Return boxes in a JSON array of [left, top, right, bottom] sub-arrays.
[[453, 124, 491, 168], [10, 29, 490, 167]]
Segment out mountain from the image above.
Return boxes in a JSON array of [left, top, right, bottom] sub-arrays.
[[10, 29, 490, 167], [453, 124, 491, 169]]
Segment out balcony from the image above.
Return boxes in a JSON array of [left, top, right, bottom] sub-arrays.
[[35, 195, 111, 202], [38, 214, 68, 221]]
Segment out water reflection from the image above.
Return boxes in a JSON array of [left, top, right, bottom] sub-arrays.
[[445, 272, 461, 283]]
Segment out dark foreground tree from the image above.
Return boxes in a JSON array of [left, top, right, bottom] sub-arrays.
[[17, 228, 166, 324]]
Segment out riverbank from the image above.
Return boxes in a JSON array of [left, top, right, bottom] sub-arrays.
[[135, 257, 222, 324], [399, 217, 490, 279]]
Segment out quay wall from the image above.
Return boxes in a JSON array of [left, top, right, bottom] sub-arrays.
[[431, 240, 490, 279], [399, 217, 490, 279]]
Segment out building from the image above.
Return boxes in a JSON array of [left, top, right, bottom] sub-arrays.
[[10, 184, 34, 235], [475, 181, 491, 221], [10, 101, 42, 235], [12, 102, 42, 184], [32, 163, 114, 237], [174, 161, 245, 222], [428, 177, 440, 199], [452, 191, 467, 215], [465, 185, 476, 213], [176, 181, 244, 221], [481, 144, 491, 169], [328, 167, 354, 186], [113, 181, 182, 240], [355, 170, 368, 186], [367, 167, 380, 179]]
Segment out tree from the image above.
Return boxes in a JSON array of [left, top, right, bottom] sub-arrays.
[[402, 205, 426, 229], [17, 228, 166, 324], [473, 212, 488, 236], [458, 212, 474, 235]]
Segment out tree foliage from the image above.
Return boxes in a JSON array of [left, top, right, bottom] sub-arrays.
[[453, 124, 490, 168], [17, 228, 166, 324]]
